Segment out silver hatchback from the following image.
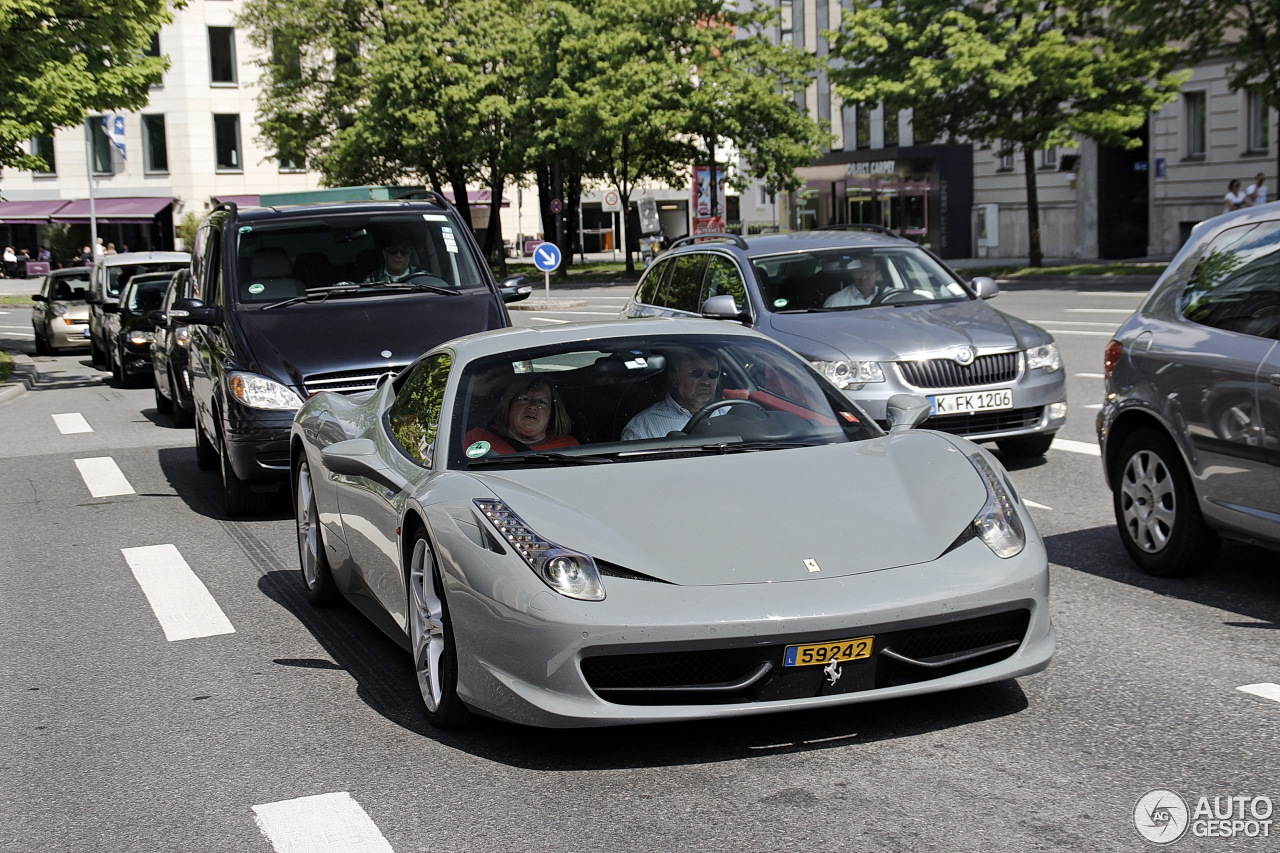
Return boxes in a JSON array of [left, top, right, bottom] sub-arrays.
[[1098, 205, 1280, 576], [624, 228, 1067, 457]]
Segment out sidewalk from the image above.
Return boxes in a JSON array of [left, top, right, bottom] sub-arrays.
[[0, 352, 36, 405]]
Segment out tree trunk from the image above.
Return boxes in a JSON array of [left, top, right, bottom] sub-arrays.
[[1022, 147, 1042, 267]]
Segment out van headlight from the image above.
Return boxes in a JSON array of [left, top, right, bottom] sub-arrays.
[[812, 359, 884, 389], [227, 372, 303, 411]]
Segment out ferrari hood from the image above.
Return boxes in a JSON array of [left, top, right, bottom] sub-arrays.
[[764, 300, 1046, 362], [470, 432, 992, 586]]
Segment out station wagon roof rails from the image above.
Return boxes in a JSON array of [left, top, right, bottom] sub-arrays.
[[813, 223, 902, 237], [666, 232, 749, 251]]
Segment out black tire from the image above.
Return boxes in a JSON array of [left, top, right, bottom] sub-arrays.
[[219, 427, 269, 517], [171, 369, 194, 429], [90, 336, 105, 366], [154, 373, 172, 413], [194, 413, 218, 471], [1112, 428, 1220, 576], [295, 458, 338, 605], [110, 344, 126, 386], [996, 433, 1055, 458], [34, 331, 49, 356], [407, 531, 471, 728]]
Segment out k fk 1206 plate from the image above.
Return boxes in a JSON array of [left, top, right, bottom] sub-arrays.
[[783, 636, 874, 667], [930, 388, 1013, 415]]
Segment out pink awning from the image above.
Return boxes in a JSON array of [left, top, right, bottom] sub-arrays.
[[52, 196, 174, 223], [213, 195, 261, 207], [0, 198, 71, 224]]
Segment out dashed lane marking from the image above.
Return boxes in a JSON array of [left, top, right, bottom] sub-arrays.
[[253, 792, 394, 853], [1238, 683, 1280, 704], [74, 456, 135, 496], [1042, 329, 1117, 337], [1054, 438, 1102, 457], [53, 412, 93, 434], [1075, 372, 1105, 379], [1024, 500, 1053, 510], [121, 545, 235, 641]]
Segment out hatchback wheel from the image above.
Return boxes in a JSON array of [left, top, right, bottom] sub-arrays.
[[1113, 429, 1219, 576], [90, 336, 104, 366], [407, 531, 470, 728]]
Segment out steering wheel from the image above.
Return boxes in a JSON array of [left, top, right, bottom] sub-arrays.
[[402, 272, 455, 289], [682, 398, 766, 434], [871, 289, 916, 305]]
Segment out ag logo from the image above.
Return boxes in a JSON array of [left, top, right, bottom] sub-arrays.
[[1134, 789, 1189, 844]]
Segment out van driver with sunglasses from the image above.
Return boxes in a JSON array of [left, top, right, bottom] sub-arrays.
[[623, 347, 728, 440], [363, 228, 426, 283]]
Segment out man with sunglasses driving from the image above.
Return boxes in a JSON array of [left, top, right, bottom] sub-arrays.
[[363, 228, 426, 283], [623, 347, 727, 440]]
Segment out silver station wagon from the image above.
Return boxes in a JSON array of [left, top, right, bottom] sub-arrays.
[[623, 228, 1067, 458]]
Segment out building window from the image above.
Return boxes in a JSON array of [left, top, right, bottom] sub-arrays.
[[32, 135, 56, 175], [998, 143, 1014, 171], [856, 105, 871, 150], [209, 27, 237, 85], [1185, 91, 1206, 158], [279, 155, 305, 173], [1040, 146, 1058, 169], [780, 0, 793, 47], [213, 114, 242, 171], [1247, 86, 1270, 154], [87, 115, 113, 174], [883, 109, 899, 147], [143, 115, 169, 173]]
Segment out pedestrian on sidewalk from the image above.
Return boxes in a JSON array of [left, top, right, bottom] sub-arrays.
[[1224, 179, 1250, 213], [1246, 173, 1268, 206]]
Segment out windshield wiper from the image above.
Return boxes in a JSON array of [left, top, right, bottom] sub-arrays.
[[469, 452, 612, 466], [262, 284, 361, 310], [378, 281, 461, 296]]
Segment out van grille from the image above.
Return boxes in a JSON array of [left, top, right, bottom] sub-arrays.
[[303, 365, 405, 396], [897, 352, 1019, 389]]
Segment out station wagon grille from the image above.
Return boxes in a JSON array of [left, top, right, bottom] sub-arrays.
[[303, 365, 406, 396], [897, 352, 1019, 389]]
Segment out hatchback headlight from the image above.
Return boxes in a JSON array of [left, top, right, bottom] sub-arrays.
[[227, 372, 303, 411], [965, 452, 1026, 558], [812, 359, 885, 389], [52, 303, 68, 317], [474, 498, 605, 601], [127, 330, 155, 345], [1025, 343, 1061, 372]]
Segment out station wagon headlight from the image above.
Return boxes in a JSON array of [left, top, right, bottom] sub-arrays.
[[228, 371, 303, 411], [1025, 343, 1061, 372], [474, 498, 605, 601], [811, 359, 884, 389], [964, 453, 1026, 558]]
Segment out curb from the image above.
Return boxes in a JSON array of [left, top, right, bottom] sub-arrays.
[[0, 353, 37, 404]]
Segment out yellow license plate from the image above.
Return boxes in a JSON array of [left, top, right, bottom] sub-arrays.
[[783, 636, 874, 667]]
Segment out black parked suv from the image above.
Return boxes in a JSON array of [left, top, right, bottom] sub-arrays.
[[173, 197, 531, 516], [151, 268, 195, 427]]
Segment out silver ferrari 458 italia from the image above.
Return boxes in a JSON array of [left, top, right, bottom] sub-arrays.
[[290, 318, 1054, 728]]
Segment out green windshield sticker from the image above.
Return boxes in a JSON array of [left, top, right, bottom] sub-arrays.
[[248, 283, 265, 294], [465, 440, 491, 458], [773, 298, 789, 308]]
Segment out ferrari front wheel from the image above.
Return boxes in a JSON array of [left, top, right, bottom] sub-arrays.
[[407, 531, 470, 728], [295, 458, 337, 605]]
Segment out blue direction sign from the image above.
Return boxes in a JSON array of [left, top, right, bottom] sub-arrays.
[[532, 242, 562, 272]]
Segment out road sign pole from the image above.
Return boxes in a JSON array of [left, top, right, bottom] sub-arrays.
[[545, 269, 550, 298]]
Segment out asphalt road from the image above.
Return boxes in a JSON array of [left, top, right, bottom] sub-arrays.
[[1, 280, 1276, 852]]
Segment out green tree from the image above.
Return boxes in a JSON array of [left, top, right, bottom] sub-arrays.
[[828, 0, 1187, 266], [0, 0, 174, 170]]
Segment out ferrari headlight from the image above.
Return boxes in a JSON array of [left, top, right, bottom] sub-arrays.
[[1025, 343, 1061, 372], [812, 359, 884, 389], [127, 330, 155, 345], [966, 452, 1025, 558], [474, 498, 605, 601], [228, 372, 303, 411]]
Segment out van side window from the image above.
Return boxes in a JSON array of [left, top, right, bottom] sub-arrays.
[[388, 353, 453, 465]]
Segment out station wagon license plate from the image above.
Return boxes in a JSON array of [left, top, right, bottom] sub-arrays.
[[930, 388, 1012, 415], [783, 636, 874, 667]]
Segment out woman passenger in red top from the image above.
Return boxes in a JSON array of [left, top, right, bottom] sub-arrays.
[[464, 375, 579, 455]]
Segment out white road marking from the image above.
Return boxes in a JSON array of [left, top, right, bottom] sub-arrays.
[[527, 317, 569, 324], [1044, 329, 1116, 337], [531, 310, 623, 316], [121, 545, 235, 641], [253, 792, 394, 853], [52, 412, 93, 434], [1238, 683, 1280, 703], [1029, 319, 1118, 327], [1054, 438, 1102, 456], [74, 457, 135, 496], [1083, 403, 1102, 410], [1075, 372, 1105, 379], [1065, 308, 1138, 314], [1024, 499, 1053, 510]]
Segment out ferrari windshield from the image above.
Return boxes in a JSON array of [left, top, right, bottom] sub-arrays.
[[234, 214, 489, 305], [442, 333, 881, 469], [751, 246, 971, 312]]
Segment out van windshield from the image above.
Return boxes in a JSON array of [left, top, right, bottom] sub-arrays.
[[234, 215, 489, 305]]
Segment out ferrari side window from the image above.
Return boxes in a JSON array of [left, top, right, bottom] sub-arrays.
[[388, 352, 453, 465]]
